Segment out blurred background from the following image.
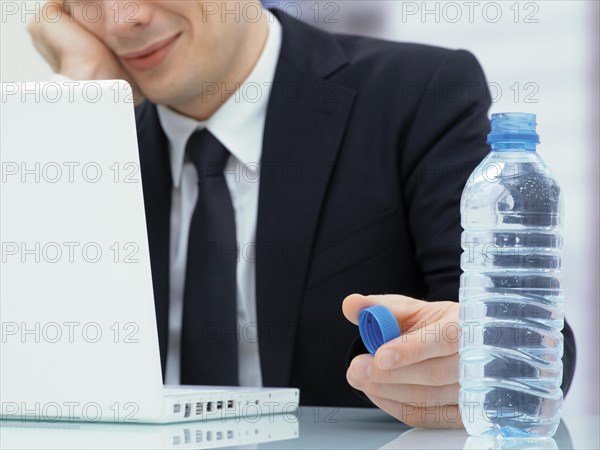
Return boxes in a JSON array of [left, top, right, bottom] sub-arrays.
[[1, 0, 598, 417]]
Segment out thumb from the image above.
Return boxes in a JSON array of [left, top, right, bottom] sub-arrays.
[[342, 293, 422, 329]]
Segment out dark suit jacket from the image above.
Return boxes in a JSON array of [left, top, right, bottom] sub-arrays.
[[134, 9, 576, 407]]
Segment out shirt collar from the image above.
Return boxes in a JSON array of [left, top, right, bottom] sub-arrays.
[[157, 9, 282, 188]]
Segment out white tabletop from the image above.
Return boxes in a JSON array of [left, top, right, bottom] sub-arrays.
[[1, 407, 598, 449]]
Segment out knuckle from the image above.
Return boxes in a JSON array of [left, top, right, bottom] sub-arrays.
[[447, 322, 461, 341], [445, 327, 461, 347], [447, 334, 460, 353]]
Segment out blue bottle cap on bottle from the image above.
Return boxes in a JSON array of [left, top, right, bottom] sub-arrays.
[[358, 305, 401, 356], [487, 112, 540, 151]]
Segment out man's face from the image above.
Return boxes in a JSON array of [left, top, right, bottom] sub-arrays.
[[66, 1, 255, 106]]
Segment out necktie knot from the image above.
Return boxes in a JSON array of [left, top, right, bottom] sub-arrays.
[[185, 129, 230, 179]]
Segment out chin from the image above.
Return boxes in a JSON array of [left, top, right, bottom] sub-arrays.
[[144, 87, 188, 109], [133, 77, 172, 104], [133, 67, 198, 109]]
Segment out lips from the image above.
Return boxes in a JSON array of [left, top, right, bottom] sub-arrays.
[[120, 33, 181, 72]]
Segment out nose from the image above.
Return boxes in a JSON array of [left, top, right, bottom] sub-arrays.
[[102, 1, 151, 34]]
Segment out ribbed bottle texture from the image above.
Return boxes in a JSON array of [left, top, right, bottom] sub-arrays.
[[459, 113, 564, 438]]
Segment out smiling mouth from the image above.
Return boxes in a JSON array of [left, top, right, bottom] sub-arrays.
[[119, 33, 181, 72]]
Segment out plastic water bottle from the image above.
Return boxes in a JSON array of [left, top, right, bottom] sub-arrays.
[[458, 112, 564, 437]]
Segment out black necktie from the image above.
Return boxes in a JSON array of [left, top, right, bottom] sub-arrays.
[[180, 129, 238, 386]]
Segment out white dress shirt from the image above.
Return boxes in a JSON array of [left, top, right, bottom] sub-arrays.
[[157, 10, 282, 387]]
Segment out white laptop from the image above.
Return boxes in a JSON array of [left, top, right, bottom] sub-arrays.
[[0, 80, 299, 424]]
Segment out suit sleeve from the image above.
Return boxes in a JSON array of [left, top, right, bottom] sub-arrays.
[[400, 49, 490, 302], [397, 49, 575, 395]]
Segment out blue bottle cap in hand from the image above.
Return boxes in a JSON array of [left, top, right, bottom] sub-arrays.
[[358, 305, 401, 356]]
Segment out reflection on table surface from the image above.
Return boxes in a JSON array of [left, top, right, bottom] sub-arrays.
[[0, 411, 297, 449], [2, 407, 598, 449]]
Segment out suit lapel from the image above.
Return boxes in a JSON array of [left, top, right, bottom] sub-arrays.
[[135, 101, 171, 377], [256, 11, 356, 386]]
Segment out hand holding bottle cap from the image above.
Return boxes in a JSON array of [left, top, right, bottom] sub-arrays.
[[358, 305, 401, 356]]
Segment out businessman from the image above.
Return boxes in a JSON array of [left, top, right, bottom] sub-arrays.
[[29, 0, 576, 428]]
